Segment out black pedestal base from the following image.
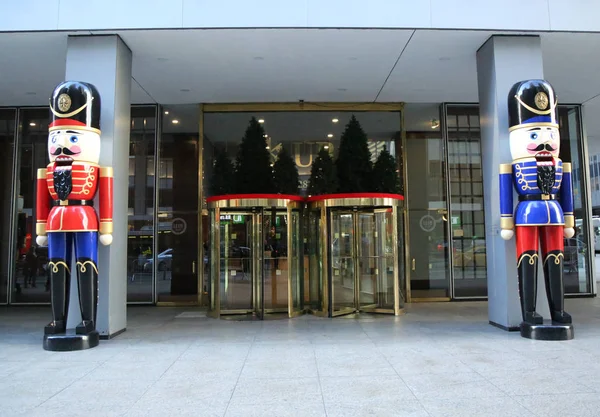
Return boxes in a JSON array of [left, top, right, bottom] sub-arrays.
[[43, 330, 100, 351], [520, 321, 574, 341]]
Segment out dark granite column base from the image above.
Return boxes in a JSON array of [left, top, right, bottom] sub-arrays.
[[520, 321, 574, 341], [43, 330, 100, 351]]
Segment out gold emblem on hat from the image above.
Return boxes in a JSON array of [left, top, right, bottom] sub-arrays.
[[57, 94, 72, 112], [535, 92, 548, 110]]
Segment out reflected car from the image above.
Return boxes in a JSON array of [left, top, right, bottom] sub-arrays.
[[143, 249, 173, 272]]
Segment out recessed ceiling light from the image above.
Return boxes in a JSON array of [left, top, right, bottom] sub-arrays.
[[29, 122, 36, 127], [270, 163, 274, 167], [258, 119, 265, 123], [266, 146, 270, 150], [180, 89, 190, 92], [172, 120, 179, 124], [327, 133, 334, 138], [263, 134, 268, 138], [324, 145, 329, 149], [332, 118, 339, 123], [164, 111, 169, 115]]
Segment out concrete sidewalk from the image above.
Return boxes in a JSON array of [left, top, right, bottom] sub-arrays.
[[1, 299, 600, 417]]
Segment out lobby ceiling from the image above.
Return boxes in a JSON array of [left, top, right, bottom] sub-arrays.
[[0, 29, 599, 141]]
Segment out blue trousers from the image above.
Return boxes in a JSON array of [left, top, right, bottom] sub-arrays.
[[48, 232, 98, 264]]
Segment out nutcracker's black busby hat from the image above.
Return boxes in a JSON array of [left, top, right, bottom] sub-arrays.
[[507, 79, 558, 132], [49, 81, 101, 134]]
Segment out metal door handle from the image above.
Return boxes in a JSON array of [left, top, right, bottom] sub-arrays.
[[411, 258, 416, 271], [192, 261, 196, 274]]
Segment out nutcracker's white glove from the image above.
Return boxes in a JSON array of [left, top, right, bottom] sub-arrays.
[[99, 234, 113, 246], [36, 235, 48, 247], [500, 229, 514, 240], [563, 228, 575, 239]]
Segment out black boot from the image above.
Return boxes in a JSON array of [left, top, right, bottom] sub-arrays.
[[543, 250, 572, 324], [45, 259, 70, 335], [517, 250, 543, 325], [75, 258, 98, 335]]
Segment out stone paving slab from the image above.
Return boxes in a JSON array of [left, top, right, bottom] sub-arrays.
[[1, 298, 600, 417]]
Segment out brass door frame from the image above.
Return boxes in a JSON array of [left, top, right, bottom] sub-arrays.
[[208, 200, 302, 319], [328, 208, 397, 317]]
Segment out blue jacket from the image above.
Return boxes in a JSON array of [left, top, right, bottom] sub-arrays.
[[499, 158, 573, 226]]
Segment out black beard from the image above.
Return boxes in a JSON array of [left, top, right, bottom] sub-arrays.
[[537, 165, 556, 195], [53, 168, 73, 200]]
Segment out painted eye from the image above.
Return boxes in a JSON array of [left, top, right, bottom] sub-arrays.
[[51, 137, 57, 143], [69, 136, 78, 143], [530, 132, 538, 140]]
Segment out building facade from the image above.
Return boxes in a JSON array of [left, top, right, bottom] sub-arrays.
[[1, 1, 599, 334]]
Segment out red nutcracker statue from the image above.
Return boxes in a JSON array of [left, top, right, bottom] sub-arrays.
[[36, 81, 113, 351], [499, 79, 575, 340]]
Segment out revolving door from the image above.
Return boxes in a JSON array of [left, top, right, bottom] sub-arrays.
[[207, 195, 303, 319], [308, 194, 405, 317]]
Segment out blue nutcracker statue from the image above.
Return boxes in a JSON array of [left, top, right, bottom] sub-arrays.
[[499, 79, 575, 338]]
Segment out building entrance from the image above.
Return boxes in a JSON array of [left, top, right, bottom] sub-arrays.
[[207, 196, 303, 319], [330, 209, 397, 316]]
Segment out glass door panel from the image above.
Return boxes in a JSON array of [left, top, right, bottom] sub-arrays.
[[12, 108, 50, 303], [330, 212, 356, 315], [263, 211, 288, 312], [0, 109, 16, 304], [220, 212, 253, 311], [157, 107, 199, 303], [406, 133, 451, 299], [357, 213, 377, 309], [290, 209, 302, 315]]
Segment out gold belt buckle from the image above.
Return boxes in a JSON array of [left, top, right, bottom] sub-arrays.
[[59, 200, 68, 206], [542, 194, 550, 200]]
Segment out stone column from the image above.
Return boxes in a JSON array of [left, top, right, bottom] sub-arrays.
[[476, 35, 550, 330], [64, 35, 132, 338]]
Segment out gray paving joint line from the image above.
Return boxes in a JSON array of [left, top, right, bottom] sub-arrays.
[[222, 335, 256, 417], [311, 339, 328, 417], [122, 336, 194, 415], [361, 321, 433, 417], [32, 355, 108, 411]]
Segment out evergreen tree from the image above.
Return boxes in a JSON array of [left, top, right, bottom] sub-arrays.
[[273, 146, 300, 195], [235, 117, 275, 193], [209, 150, 236, 196], [335, 115, 373, 192], [372, 145, 400, 194], [308, 146, 338, 195]]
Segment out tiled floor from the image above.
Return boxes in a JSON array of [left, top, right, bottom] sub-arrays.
[[2, 298, 600, 417]]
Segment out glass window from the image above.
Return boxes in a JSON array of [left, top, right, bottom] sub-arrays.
[[203, 111, 401, 198], [0, 109, 16, 304], [558, 106, 592, 294], [446, 105, 487, 298], [127, 106, 157, 303], [157, 105, 200, 303], [12, 108, 50, 303]]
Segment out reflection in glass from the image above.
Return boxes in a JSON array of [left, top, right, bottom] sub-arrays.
[[558, 106, 592, 294], [446, 105, 487, 298], [126, 106, 156, 303], [263, 211, 288, 311], [157, 105, 199, 302], [0, 109, 16, 304], [12, 108, 50, 303], [203, 111, 401, 197], [405, 103, 450, 299], [219, 212, 253, 310]]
